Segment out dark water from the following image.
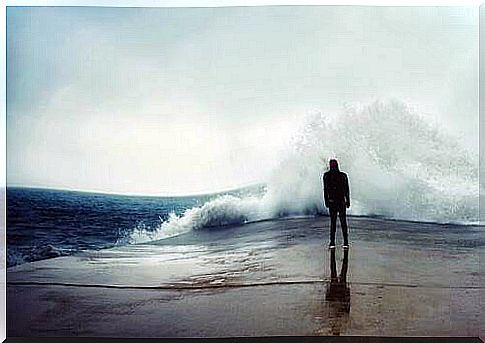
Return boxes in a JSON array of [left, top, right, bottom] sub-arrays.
[[7, 186, 262, 267]]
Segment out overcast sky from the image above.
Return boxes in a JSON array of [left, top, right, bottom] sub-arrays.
[[7, 5, 478, 195]]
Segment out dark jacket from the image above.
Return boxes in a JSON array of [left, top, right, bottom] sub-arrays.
[[323, 168, 350, 208]]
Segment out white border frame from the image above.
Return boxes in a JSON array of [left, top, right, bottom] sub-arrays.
[[1, 1, 482, 342]]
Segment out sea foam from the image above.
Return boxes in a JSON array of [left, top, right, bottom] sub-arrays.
[[128, 99, 480, 244]]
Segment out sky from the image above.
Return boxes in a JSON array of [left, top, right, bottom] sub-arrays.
[[6, 5, 478, 195]]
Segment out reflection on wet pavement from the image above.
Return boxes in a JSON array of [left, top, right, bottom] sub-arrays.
[[325, 249, 350, 336]]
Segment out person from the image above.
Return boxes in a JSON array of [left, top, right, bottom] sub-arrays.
[[323, 159, 350, 249]]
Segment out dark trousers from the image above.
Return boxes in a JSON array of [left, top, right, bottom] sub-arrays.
[[329, 202, 348, 246]]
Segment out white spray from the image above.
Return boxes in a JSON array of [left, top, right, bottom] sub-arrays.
[[128, 99, 479, 244]]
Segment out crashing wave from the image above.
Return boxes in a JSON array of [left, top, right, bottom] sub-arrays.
[[127, 99, 479, 244]]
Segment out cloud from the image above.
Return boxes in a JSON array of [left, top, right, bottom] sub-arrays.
[[6, 6, 478, 194]]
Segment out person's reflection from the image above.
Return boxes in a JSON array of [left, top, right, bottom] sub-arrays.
[[325, 249, 350, 335]]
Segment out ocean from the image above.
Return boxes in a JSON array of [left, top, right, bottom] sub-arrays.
[[7, 183, 481, 269], [6, 185, 265, 268]]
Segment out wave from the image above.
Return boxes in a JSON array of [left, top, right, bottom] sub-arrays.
[[127, 98, 479, 244], [7, 244, 72, 268], [123, 195, 263, 244]]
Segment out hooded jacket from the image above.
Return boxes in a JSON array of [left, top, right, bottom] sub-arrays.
[[323, 166, 350, 208]]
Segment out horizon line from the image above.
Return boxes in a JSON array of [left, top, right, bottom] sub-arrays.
[[6, 183, 267, 198]]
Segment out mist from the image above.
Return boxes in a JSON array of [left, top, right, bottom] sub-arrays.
[[7, 6, 478, 195]]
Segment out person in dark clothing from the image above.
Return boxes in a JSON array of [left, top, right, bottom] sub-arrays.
[[323, 159, 350, 249]]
